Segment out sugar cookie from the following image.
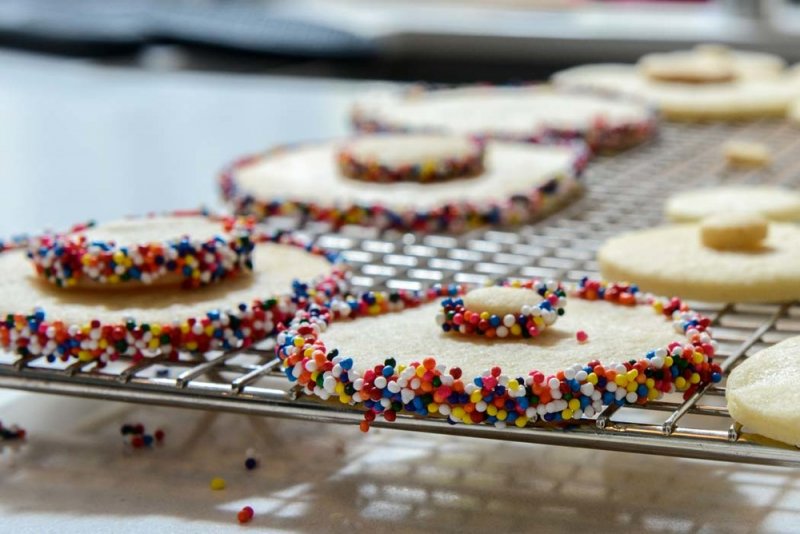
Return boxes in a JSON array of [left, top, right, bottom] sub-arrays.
[[700, 213, 768, 250], [727, 336, 800, 446], [221, 135, 588, 233], [0, 231, 348, 365], [722, 140, 771, 168], [598, 222, 800, 302], [337, 134, 484, 183], [27, 214, 254, 290], [438, 281, 567, 338], [553, 50, 798, 121], [278, 279, 721, 429], [665, 186, 800, 223], [351, 85, 657, 151], [638, 45, 785, 84]]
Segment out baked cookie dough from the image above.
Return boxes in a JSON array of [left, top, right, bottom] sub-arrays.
[[727, 336, 800, 446], [665, 186, 800, 223], [27, 215, 254, 289], [221, 134, 588, 233], [351, 85, 657, 152], [0, 229, 348, 365], [278, 279, 721, 429], [553, 46, 798, 121], [598, 219, 800, 302], [722, 140, 771, 168]]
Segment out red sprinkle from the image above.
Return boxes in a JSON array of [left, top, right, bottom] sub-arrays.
[[237, 506, 254, 524], [576, 330, 589, 344]]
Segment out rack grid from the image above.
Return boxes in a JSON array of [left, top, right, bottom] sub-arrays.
[[3, 120, 800, 466]]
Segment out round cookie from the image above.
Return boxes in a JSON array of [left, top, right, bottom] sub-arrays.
[[553, 61, 798, 121], [27, 214, 255, 290], [351, 85, 657, 152], [278, 279, 721, 429], [722, 140, 771, 168], [337, 134, 484, 183], [598, 222, 800, 302], [665, 186, 800, 223], [220, 135, 588, 233], [638, 46, 785, 84], [727, 336, 800, 446], [0, 231, 348, 365]]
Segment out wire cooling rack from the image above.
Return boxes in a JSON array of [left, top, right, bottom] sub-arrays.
[[2, 120, 800, 466]]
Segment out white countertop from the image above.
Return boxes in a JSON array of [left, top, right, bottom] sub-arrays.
[[0, 48, 799, 533]]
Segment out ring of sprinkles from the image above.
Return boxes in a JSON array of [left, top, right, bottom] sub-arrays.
[[336, 134, 485, 184], [276, 278, 722, 431], [220, 140, 590, 234], [437, 279, 566, 338], [27, 213, 256, 290], [350, 84, 659, 153], [0, 231, 349, 367]]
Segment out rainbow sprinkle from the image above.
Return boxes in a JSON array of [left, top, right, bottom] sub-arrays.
[[437, 279, 567, 338], [276, 278, 722, 431], [1, 231, 349, 367], [27, 213, 255, 290], [220, 141, 589, 233], [336, 136, 485, 184]]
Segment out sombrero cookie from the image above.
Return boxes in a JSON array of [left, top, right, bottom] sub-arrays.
[[221, 133, 588, 233], [727, 336, 800, 446], [351, 85, 657, 152], [598, 214, 800, 302], [553, 45, 798, 121], [0, 214, 349, 366], [665, 186, 800, 223], [277, 278, 721, 430]]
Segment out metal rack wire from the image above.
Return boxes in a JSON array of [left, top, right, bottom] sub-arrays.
[[3, 120, 800, 466]]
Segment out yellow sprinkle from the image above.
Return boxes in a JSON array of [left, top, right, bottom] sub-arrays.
[[480, 312, 490, 321], [665, 356, 674, 368], [78, 351, 92, 362], [515, 416, 528, 428], [647, 388, 660, 400], [148, 339, 159, 350], [150, 325, 161, 336], [210, 477, 226, 491], [416, 366, 425, 377], [204, 326, 214, 336], [470, 390, 482, 403], [486, 405, 498, 416], [646, 378, 655, 388], [568, 398, 580, 411], [510, 324, 522, 336], [693, 352, 704, 364], [427, 403, 439, 414], [587, 373, 598, 385], [626, 369, 638, 381], [452, 407, 465, 419], [497, 409, 508, 421], [339, 394, 351, 404], [561, 408, 573, 420], [652, 301, 664, 314], [626, 382, 638, 393], [186, 342, 198, 351], [98, 339, 108, 349], [180, 324, 190, 334], [293, 337, 304, 347], [615, 375, 628, 387], [675, 376, 687, 390], [334, 382, 344, 394], [690, 373, 701, 384]]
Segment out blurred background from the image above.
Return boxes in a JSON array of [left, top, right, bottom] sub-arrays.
[[1, 0, 800, 237]]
